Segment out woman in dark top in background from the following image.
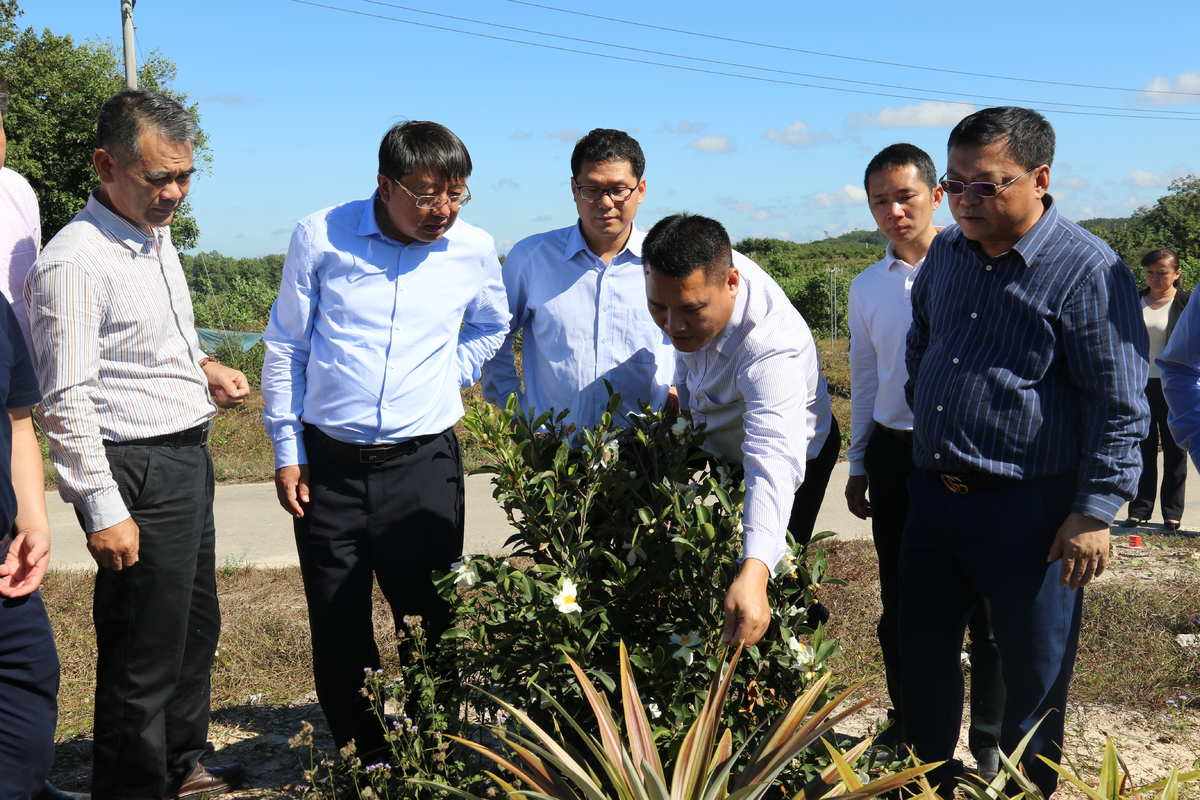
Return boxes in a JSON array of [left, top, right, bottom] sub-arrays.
[[1124, 247, 1190, 531]]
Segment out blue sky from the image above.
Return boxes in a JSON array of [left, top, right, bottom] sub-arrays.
[[21, 0, 1200, 257]]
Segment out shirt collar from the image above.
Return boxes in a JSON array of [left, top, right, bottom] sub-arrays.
[[564, 221, 644, 263], [1009, 195, 1058, 265], [357, 192, 440, 246], [86, 191, 157, 254], [883, 227, 941, 271]]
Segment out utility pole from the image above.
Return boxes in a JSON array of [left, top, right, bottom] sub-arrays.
[[120, 0, 138, 89]]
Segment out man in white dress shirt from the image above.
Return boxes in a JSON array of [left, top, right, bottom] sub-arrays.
[[642, 213, 833, 646], [844, 143, 1002, 772], [482, 128, 674, 430]]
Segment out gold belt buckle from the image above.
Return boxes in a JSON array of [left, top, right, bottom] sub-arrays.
[[940, 474, 969, 494]]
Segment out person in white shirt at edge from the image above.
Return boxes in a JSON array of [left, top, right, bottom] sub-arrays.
[[261, 121, 509, 761], [843, 143, 1004, 774], [27, 90, 250, 800], [482, 128, 674, 429], [642, 213, 834, 647]]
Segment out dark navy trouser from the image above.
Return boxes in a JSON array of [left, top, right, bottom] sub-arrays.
[[0, 590, 60, 800], [900, 471, 1082, 797]]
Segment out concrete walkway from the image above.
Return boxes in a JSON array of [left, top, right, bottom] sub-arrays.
[[45, 455, 1197, 570]]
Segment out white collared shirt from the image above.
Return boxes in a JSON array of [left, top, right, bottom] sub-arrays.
[[27, 193, 216, 531], [675, 253, 832, 574], [846, 243, 923, 476]]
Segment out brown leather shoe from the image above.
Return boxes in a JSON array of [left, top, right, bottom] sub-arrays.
[[175, 762, 246, 798]]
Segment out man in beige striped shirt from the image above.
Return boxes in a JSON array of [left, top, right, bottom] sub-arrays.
[[27, 91, 248, 800]]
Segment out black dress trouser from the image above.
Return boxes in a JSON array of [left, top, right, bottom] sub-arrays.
[[1130, 378, 1186, 523], [295, 426, 465, 757], [93, 442, 219, 800], [788, 416, 841, 546], [864, 426, 1004, 755]]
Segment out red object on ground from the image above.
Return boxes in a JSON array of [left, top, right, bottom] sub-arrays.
[[1128, 534, 1144, 547]]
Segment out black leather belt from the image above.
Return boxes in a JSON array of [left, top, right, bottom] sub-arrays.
[[935, 471, 1019, 494], [306, 425, 443, 466], [877, 425, 913, 445], [104, 422, 210, 448]]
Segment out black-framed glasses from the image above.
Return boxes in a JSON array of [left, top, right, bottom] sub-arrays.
[[572, 179, 638, 204], [391, 179, 472, 210], [939, 166, 1039, 198]]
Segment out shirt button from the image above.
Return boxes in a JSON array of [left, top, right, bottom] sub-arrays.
[[934, 453, 942, 460], [971, 312, 978, 319], [986, 265, 993, 272], [952, 357, 960, 364], [936, 404, 944, 411]]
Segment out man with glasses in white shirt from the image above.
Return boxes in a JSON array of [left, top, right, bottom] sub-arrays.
[[845, 143, 1003, 776], [261, 121, 509, 760], [482, 129, 674, 431]]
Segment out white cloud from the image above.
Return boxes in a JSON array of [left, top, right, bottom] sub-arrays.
[[1127, 169, 1162, 188], [1139, 72, 1200, 106], [813, 184, 867, 207], [545, 128, 583, 144], [851, 101, 975, 129], [763, 121, 825, 148], [688, 135, 734, 154], [661, 120, 707, 135]]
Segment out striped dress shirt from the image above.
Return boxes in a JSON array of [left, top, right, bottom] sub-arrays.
[[26, 193, 215, 533], [905, 197, 1149, 524], [675, 252, 832, 573]]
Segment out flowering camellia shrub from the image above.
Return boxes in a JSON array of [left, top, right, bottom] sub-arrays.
[[434, 395, 839, 777]]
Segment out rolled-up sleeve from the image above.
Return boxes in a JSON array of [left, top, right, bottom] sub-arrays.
[[26, 258, 129, 532], [261, 222, 320, 468], [737, 347, 811, 575], [1159, 294, 1200, 469], [457, 245, 511, 388], [1060, 259, 1150, 523]]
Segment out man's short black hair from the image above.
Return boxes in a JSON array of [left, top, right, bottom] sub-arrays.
[[570, 128, 645, 179], [642, 214, 732, 283], [96, 90, 197, 163], [947, 106, 1055, 170], [863, 143, 938, 191], [378, 121, 472, 182]]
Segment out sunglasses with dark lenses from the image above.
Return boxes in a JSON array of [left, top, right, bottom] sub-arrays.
[[939, 166, 1039, 198]]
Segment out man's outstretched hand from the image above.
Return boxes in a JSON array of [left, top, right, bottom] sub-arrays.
[[721, 558, 772, 647]]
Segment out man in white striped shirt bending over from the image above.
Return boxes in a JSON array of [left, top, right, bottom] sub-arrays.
[[27, 90, 249, 800], [643, 214, 833, 647]]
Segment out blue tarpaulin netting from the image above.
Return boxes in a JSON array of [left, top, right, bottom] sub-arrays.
[[197, 328, 264, 353]]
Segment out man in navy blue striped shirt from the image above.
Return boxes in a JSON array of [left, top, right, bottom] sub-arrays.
[[902, 107, 1149, 796]]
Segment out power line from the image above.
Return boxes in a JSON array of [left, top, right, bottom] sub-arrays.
[[285, 0, 1199, 122], [503, 0, 1200, 99], [358, 0, 1200, 117]]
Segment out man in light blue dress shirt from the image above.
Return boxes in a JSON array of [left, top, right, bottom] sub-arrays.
[[482, 129, 674, 430], [260, 121, 509, 758]]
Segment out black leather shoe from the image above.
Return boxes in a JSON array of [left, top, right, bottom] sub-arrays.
[[973, 746, 1001, 783], [175, 762, 246, 798], [36, 783, 90, 800], [1120, 516, 1148, 528], [1165, 520, 1182, 532]]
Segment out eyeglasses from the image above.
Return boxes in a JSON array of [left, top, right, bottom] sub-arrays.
[[572, 179, 638, 204], [391, 179, 472, 210], [939, 166, 1039, 198]]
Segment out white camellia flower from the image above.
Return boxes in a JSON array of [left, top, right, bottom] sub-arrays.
[[777, 551, 797, 578], [450, 558, 478, 588], [601, 440, 619, 466], [670, 630, 701, 665], [787, 636, 815, 667], [670, 418, 688, 438], [646, 703, 662, 719], [553, 577, 582, 614]]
